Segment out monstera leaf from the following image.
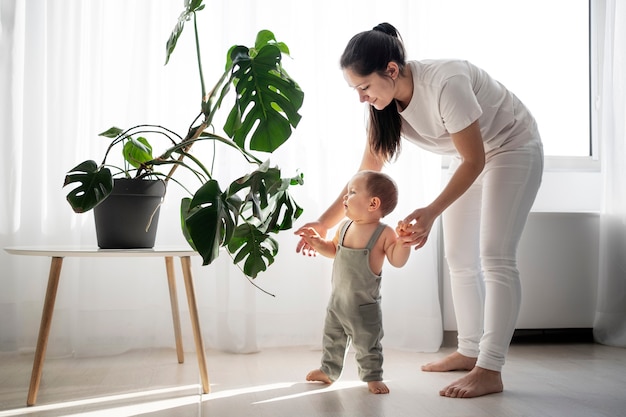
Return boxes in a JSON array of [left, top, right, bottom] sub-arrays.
[[260, 178, 304, 233], [227, 161, 304, 233], [181, 179, 242, 266], [64, 161, 114, 213], [226, 160, 281, 219], [227, 223, 279, 279], [224, 32, 304, 153]]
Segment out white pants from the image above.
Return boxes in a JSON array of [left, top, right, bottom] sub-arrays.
[[443, 138, 544, 372]]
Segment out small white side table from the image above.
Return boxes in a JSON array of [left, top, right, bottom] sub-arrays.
[[4, 246, 210, 406]]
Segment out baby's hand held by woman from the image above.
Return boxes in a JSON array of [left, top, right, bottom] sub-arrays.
[[396, 220, 413, 237]]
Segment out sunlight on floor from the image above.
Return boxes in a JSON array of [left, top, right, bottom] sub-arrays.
[[63, 396, 199, 417], [202, 382, 297, 401], [0, 380, 371, 417], [0, 385, 199, 417], [252, 380, 370, 404]]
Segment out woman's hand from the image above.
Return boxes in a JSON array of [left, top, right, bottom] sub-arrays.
[[397, 206, 437, 250], [294, 222, 328, 256]]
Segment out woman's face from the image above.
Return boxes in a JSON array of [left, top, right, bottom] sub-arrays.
[[343, 67, 396, 111]]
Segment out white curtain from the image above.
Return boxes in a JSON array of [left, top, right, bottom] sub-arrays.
[[0, 0, 442, 358], [593, 0, 626, 347]]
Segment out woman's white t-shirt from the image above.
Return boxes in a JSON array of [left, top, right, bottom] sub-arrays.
[[399, 60, 540, 158]]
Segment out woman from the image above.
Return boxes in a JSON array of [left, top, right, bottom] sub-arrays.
[[295, 23, 543, 398]]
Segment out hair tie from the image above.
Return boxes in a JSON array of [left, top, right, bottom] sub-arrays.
[[372, 22, 398, 38]]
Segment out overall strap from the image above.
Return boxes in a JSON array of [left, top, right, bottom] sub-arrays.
[[365, 223, 387, 250], [338, 220, 352, 245]]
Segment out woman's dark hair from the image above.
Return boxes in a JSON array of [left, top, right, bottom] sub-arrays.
[[340, 23, 406, 162]]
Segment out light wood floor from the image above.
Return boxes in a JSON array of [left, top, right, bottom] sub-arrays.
[[1, 339, 625, 417]]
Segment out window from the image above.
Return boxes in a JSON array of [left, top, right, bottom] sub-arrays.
[[407, 0, 591, 157]]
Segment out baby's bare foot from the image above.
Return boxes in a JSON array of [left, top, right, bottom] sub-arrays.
[[421, 351, 476, 372], [439, 366, 503, 398], [306, 369, 332, 384], [368, 380, 389, 394]]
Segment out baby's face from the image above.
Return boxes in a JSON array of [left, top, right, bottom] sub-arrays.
[[343, 174, 371, 219]]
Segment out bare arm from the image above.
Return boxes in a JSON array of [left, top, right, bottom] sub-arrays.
[[398, 120, 485, 249], [427, 120, 485, 217], [297, 226, 340, 259], [385, 238, 411, 267]]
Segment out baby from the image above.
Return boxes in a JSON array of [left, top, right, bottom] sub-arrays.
[[298, 170, 411, 394]]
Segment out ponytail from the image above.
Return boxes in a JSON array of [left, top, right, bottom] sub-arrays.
[[340, 23, 406, 162]]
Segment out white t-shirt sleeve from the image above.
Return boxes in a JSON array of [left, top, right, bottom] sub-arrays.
[[439, 74, 483, 134]]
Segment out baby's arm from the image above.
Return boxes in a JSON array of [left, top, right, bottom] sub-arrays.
[[298, 226, 339, 258], [383, 226, 411, 267]]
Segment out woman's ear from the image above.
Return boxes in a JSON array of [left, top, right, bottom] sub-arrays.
[[386, 62, 399, 80]]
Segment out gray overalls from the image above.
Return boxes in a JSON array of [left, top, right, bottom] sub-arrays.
[[319, 220, 387, 383]]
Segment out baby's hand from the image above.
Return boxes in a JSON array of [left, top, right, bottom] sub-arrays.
[[298, 227, 323, 256], [299, 227, 321, 240], [396, 221, 412, 237]]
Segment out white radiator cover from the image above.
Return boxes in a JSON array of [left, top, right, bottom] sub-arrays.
[[442, 212, 600, 330]]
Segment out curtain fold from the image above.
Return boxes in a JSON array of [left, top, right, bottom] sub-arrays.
[[0, 0, 442, 357], [593, 0, 626, 347]]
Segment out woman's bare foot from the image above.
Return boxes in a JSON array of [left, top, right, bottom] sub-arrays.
[[306, 369, 332, 384], [368, 381, 390, 394], [421, 351, 476, 372], [439, 366, 503, 398]]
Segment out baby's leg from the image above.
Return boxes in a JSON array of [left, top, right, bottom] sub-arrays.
[[307, 309, 347, 384], [351, 304, 386, 393]]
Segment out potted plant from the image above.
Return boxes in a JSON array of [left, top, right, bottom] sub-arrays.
[[63, 0, 304, 279]]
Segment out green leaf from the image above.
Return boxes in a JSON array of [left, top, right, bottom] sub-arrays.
[[180, 197, 197, 251], [225, 45, 249, 72], [99, 126, 124, 139], [63, 161, 113, 213], [181, 180, 241, 266], [227, 223, 278, 278], [123, 136, 153, 168], [225, 162, 303, 234], [253, 30, 291, 56], [260, 179, 304, 233], [165, 0, 205, 65], [226, 161, 277, 214], [223, 39, 304, 153]]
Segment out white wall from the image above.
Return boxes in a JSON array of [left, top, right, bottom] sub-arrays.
[[532, 167, 601, 213]]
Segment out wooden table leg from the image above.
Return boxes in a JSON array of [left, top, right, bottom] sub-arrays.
[[180, 256, 210, 394], [27, 256, 63, 406], [165, 257, 184, 364]]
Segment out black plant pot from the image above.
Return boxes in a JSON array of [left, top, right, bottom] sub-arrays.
[[94, 178, 167, 249]]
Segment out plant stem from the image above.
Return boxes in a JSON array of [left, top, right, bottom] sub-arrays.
[[163, 120, 208, 184], [193, 12, 206, 102], [163, 12, 208, 185]]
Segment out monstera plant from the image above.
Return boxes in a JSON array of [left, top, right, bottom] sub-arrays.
[[63, 0, 304, 278]]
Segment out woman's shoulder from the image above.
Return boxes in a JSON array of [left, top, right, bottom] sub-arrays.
[[410, 59, 474, 83]]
